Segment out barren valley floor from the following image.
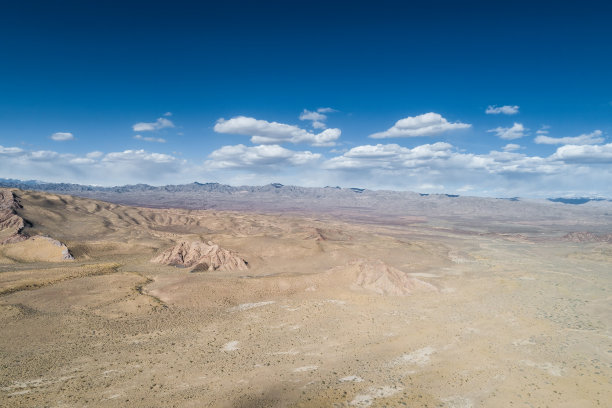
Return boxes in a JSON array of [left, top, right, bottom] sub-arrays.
[[0, 189, 610, 407]]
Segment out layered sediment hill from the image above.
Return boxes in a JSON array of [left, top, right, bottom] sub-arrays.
[[324, 259, 437, 296], [152, 240, 248, 272], [1, 189, 75, 262], [0, 189, 28, 244]]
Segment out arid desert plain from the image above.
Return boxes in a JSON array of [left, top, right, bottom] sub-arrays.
[[1, 186, 611, 407]]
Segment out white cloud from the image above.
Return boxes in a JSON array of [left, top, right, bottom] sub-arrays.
[[488, 123, 526, 140], [299, 108, 337, 129], [324, 142, 570, 177], [134, 134, 166, 143], [535, 130, 604, 145], [551, 143, 612, 163], [369, 113, 471, 139], [0, 146, 186, 185], [132, 117, 175, 132], [320, 142, 608, 196], [536, 125, 550, 135], [206, 144, 320, 169], [1, 141, 612, 197], [486, 105, 519, 115], [502, 143, 521, 151], [299, 110, 326, 122], [214, 116, 341, 146], [103, 149, 176, 164], [324, 142, 455, 169], [0, 146, 24, 155], [51, 132, 74, 141], [163, 112, 172, 117], [86, 151, 103, 159], [29, 150, 60, 161]]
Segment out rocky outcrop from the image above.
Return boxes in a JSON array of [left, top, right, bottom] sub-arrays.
[[33, 236, 75, 260], [325, 259, 437, 296], [351, 260, 437, 295], [1, 235, 74, 262], [152, 241, 248, 272], [562, 231, 612, 243], [0, 189, 28, 244]]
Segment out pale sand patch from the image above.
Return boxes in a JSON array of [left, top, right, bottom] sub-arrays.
[[228, 301, 275, 312], [8, 390, 32, 396], [222, 341, 239, 351], [350, 386, 403, 407], [441, 395, 474, 408], [339, 375, 364, 383], [293, 365, 318, 372], [520, 360, 563, 376], [1, 375, 75, 392], [393, 346, 435, 366], [512, 338, 536, 346], [408, 272, 440, 278], [272, 349, 299, 355]]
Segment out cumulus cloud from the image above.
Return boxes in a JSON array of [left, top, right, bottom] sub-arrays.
[[324, 143, 455, 170], [320, 142, 608, 196], [488, 123, 526, 140], [214, 116, 341, 146], [551, 143, 612, 163], [51, 132, 74, 141], [0, 145, 186, 185], [485, 105, 519, 115], [299, 110, 326, 129], [103, 149, 176, 163], [163, 112, 172, 117], [86, 151, 103, 159], [369, 113, 471, 139], [299, 107, 337, 129], [206, 144, 320, 169], [134, 134, 166, 143], [0, 146, 24, 155], [132, 117, 175, 132], [324, 142, 567, 177], [2, 141, 612, 197], [535, 130, 604, 145], [502, 143, 521, 151]]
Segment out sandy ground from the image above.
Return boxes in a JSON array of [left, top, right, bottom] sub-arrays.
[[0, 190, 610, 407]]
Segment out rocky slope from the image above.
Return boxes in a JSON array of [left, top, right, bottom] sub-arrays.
[[323, 259, 437, 296], [0, 189, 28, 244], [151, 240, 248, 271]]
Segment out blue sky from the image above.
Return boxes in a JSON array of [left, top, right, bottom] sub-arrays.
[[1, 0, 611, 197]]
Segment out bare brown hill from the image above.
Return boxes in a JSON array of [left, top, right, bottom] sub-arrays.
[[0, 189, 28, 244], [330, 259, 438, 296], [152, 240, 248, 272]]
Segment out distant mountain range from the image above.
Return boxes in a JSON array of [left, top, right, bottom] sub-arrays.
[[1, 178, 609, 204], [1, 179, 611, 233]]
